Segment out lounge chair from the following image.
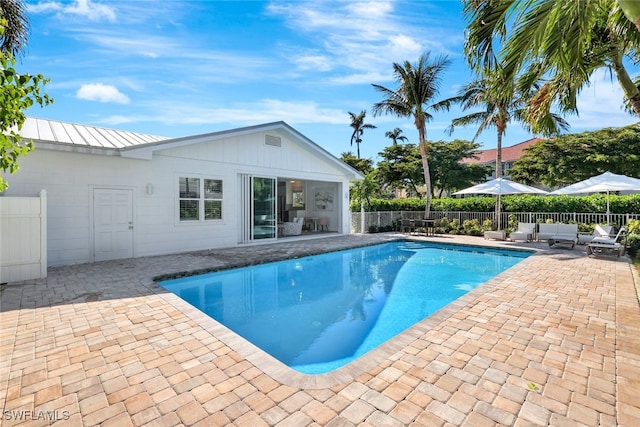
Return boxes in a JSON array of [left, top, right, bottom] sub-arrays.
[[509, 223, 536, 242], [578, 225, 613, 245], [586, 227, 626, 258], [590, 226, 626, 245]]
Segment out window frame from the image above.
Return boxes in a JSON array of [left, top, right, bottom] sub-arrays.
[[177, 175, 224, 223]]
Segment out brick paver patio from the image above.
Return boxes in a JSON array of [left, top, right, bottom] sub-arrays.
[[1, 234, 639, 426]]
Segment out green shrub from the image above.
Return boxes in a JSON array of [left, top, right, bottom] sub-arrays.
[[462, 219, 480, 233], [626, 234, 640, 259], [627, 219, 640, 235], [350, 193, 640, 214]]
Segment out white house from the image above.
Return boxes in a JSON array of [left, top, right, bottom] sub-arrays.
[[1, 118, 363, 268]]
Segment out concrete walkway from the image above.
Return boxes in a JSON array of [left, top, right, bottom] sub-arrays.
[[1, 234, 639, 426]]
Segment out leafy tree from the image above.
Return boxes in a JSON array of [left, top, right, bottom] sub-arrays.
[[384, 127, 408, 145], [0, 20, 53, 191], [376, 143, 423, 198], [348, 110, 376, 159], [351, 170, 380, 211], [509, 124, 640, 187], [339, 151, 374, 175], [372, 52, 451, 217], [463, 0, 640, 120], [428, 139, 492, 197]]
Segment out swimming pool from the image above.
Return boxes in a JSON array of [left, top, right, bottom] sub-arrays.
[[159, 241, 530, 374]]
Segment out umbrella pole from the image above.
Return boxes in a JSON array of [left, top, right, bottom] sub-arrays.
[[607, 190, 610, 224], [496, 194, 501, 230]]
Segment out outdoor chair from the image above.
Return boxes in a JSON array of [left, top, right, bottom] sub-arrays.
[[509, 223, 536, 242], [585, 227, 626, 258], [578, 225, 613, 245], [400, 219, 415, 234], [590, 226, 626, 245]]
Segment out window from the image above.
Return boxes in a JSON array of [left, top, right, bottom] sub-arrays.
[[179, 177, 223, 221]]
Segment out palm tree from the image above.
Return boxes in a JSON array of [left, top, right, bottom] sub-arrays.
[[463, 0, 640, 120], [372, 52, 451, 217], [446, 68, 569, 180], [618, 0, 640, 30], [444, 68, 569, 229], [384, 127, 408, 146], [348, 110, 376, 159], [0, 0, 29, 55]]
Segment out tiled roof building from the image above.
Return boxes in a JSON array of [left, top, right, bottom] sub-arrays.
[[461, 137, 543, 178]]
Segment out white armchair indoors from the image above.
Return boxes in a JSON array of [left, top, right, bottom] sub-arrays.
[[282, 217, 304, 236]]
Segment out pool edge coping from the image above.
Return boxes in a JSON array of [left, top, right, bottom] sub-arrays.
[[151, 239, 542, 389]]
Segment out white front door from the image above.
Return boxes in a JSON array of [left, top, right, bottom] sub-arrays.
[[93, 188, 134, 262]]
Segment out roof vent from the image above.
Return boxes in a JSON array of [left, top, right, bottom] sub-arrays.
[[265, 134, 281, 147]]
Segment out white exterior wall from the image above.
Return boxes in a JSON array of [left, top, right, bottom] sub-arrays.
[[2, 129, 354, 267]]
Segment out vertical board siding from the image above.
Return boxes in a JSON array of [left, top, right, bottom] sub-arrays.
[[0, 190, 47, 283]]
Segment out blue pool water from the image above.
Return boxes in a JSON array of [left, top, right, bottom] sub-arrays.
[[159, 241, 529, 374]]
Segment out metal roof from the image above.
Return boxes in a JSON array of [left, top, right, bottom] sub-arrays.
[[19, 117, 169, 148], [14, 117, 364, 180]]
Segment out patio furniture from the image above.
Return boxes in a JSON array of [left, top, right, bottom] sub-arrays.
[[590, 227, 626, 245], [586, 242, 625, 258], [318, 217, 329, 231], [400, 219, 415, 234], [282, 217, 304, 236], [538, 223, 578, 240], [423, 218, 436, 236], [509, 223, 536, 242], [545, 223, 579, 248], [578, 225, 613, 245], [484, 230, 506, 241]]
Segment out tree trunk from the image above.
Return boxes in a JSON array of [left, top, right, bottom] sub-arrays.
[[418, 134, 431, 218], [612, 55, 640, 118], [495, 130, 503, 230]]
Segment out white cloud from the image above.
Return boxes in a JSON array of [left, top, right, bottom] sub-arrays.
[[570, 70, 638, 130], [292, 53, 333, 72], [76, 83, 130, 104], [387, 34, 422, 55], [266, 1, 455, 84], [98, 99, 346, 127], [28, 0, 116, 22]]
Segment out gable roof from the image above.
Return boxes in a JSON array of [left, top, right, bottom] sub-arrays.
[[461, 137, 543, 165], [17, 117, 363, 180]]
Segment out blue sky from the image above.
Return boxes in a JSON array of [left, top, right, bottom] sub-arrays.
[[20, 0, 639, 162]]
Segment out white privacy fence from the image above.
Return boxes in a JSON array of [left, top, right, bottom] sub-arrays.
[[0, 190, 47, 283], [351, 210, 640, 234]]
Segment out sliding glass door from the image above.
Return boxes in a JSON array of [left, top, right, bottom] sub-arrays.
[[239, 174, 277, 243], [253, 177, 276, 240]]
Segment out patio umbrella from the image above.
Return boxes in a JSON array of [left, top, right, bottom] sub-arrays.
[[550, 171, 640, 223], [453, 177, 548, 229]]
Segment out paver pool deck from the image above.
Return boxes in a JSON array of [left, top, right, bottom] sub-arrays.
[[1, 233, 639, 426]]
